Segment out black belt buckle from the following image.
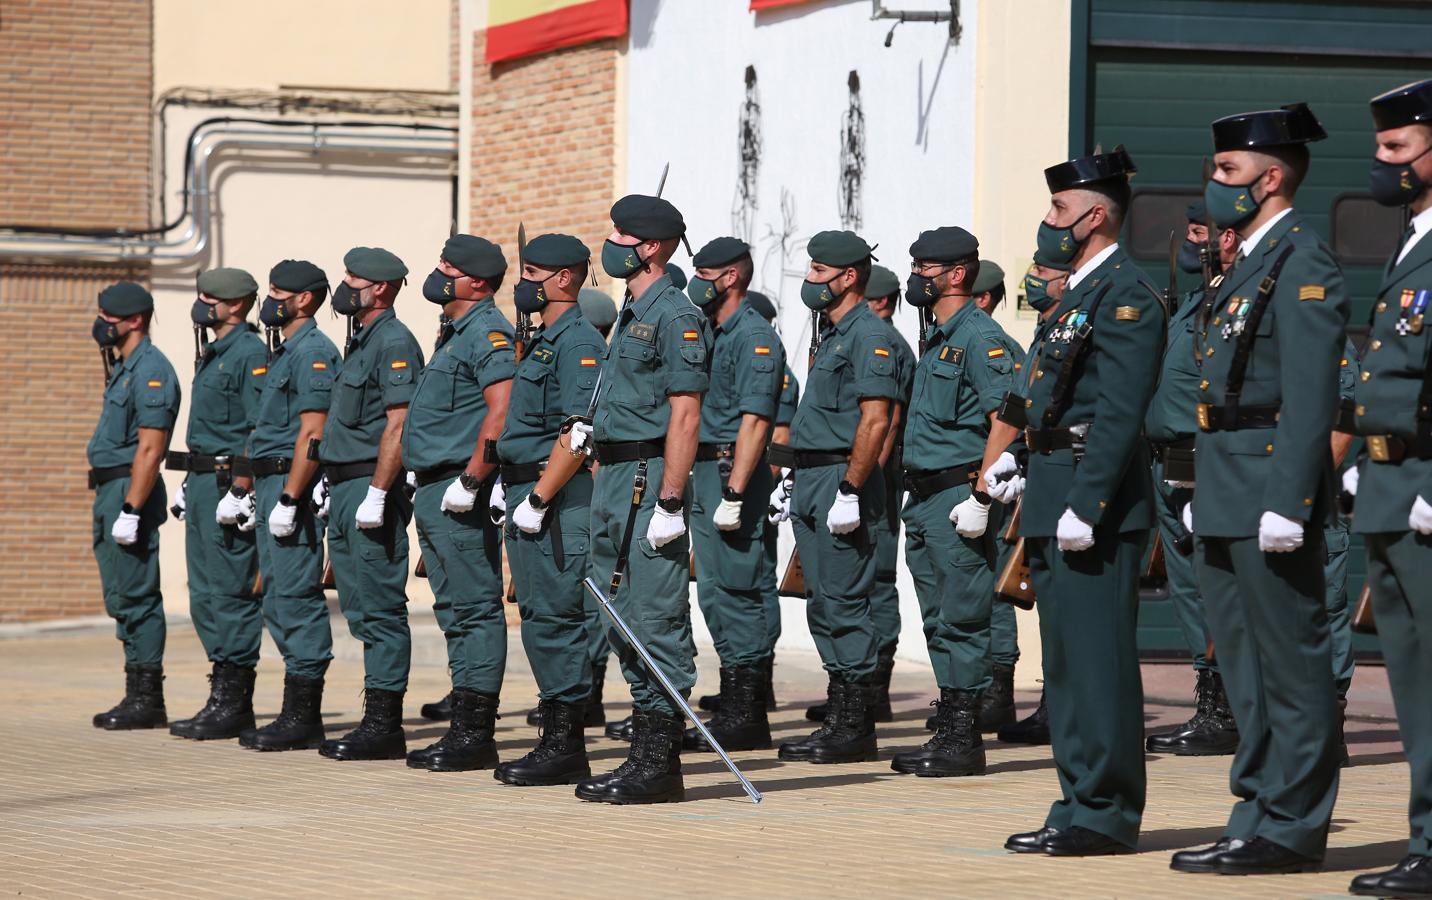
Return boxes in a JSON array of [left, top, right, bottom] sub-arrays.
[[997, 392, 1029, 429], [214, 455, 234, 492], [164, 451, 189, 471]]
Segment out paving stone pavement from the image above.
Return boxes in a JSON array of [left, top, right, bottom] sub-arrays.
[[0, 615, 1414, 899]]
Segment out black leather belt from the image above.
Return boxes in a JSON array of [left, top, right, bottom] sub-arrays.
[[903, 462, 979, 501], [501, 460, 546, 484], [326, 460, 379, 484], [1196, 403, 1279, 432], [696, 442, 734, 461], [414, 464, 466, 488], [1025, 425, 1091, 454], [1366, 433, 1432, 464], [767, 442, 796, 468], [791, 449, 848, 469], [594, 440, 665, 464], [88, 464, 131, 489], [1149, 436, 1196, 461], [246, 456, 292, 478], [164, 451, 233, 473]]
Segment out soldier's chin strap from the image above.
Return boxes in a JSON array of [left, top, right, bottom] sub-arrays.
[[100, 347, 117, 382], [193, 325, 208, 373]]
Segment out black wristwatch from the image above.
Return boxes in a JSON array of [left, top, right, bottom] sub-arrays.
[[121, 502, 135, 515], [972, 488, 992, 506], [278, 493, 297, 508], [527, 491, 547, 511], [228, 485, 248, 499], [459, 471, 483, 492], [837, 479, 860, 497], [658, 495, 683, 513], [721, 486, 742, 502]]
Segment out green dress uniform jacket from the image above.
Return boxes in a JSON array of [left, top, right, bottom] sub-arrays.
[[88, 337, 181, 666]]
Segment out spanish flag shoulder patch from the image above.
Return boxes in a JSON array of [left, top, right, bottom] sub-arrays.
[[251, 366, 268, 376], [1299, 284, 1326, 302], [579, 357, 598, 367], [873, 347, 890, 358], [683, 329, 700, 341], [312, 361, 328, 370], [987, 347, 1006, 359], [390, 360, 409, 369], [754, 345, 771, 356], [147, 379, 162, 388]]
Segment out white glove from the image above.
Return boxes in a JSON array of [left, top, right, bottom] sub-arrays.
[[404, 469, 418, 500], [647, 504, 687, 548], [311, 475, 330, 520], [215, 486, 248, 525], [487, 476, 506, 525], [767, 472, 793, 524], [826, 488, 862, 535], [235, 492, 257, 532], [355, 484, 387, 529], [1257, 510, 1304, 552], [949, 492, 991, 538], [441, 476, 477, 514], [111, 508, 140, 546], [569, 420, 594, 454], [268, 498, 298, 538], [513, 493, 548, 533], [714, 497, 743, 531], [983, 452, 1025, 504], [1056, 507, 1095, 552], [1410, 495, 1432, 535], [1181, 503, 1193, 534], [1341, 467, 1359, 497], [170, 479, 187, 520]]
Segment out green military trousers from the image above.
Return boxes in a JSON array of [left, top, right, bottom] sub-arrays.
[[903, 482, 999, 693], [254, 472, 332, 679], [870, 467, 903, 658], [1152, 459, 1209, 671], [1366, 530, 1432, 857], [184, 472, 261, 668], [1197, 533, 1341, 860], [588, 457, 695, 717], [1323, 516, 1355, 694], [791, 463, 883, 682], [93, 477, 169, 666], [415, 479, 505, 696], [506, 472, 594, 704], [327, 476, 413, 693], [691, 457, 776, 668], [989, 532, 1020, 668], [1027, 531, 1148, 849], [760, 525, 783, 649]]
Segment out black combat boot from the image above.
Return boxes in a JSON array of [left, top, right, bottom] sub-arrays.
[[93, 664, 167, 730], [584, 662, 608, 728], [780, 676, 844, 761], [526, 701, 544, 726], [187, 664, 256, 740], [893, 688, 986, 777], [1147, 669, 1238, 756], [495, 699, 590, 786], [319, 688, 406, 760], [997, 689, 1051, 745], [804, 672, 840, 723], [575, 709, 685, 804], [1338, 693, 1350, 767], [685, 665, 770, 752], [762, 654, 777, 711], [407, 688, 499, 771], [979, 664, 1016, 733], [420, 691, 452, 721], [170, 662, 226, 738], [240, 675, 326, 751], [697, 666, 734, 714], [605, 714, 635, 741], [805, 680, 879, 764], [871, 652, 895, 723]]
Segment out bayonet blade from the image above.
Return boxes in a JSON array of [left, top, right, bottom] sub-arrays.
[[655, 162, 669, 198]]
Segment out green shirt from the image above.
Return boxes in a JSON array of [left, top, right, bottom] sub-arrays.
[[1144, 288, 1204, 443], [700, 300, 785, 443], [320, 308, 424, 465], [87, 336, 181, 468], [498, 307, 606, 465], [592, 274, 711, 443], [401, 299, 515, 472], [790, 301, 899, 451], [903, 302, 1021, 471], [247, 319, 341, 460], [884, 318, 916, 409], [776, 364, 800, 427], [185, 324, 267, 455]]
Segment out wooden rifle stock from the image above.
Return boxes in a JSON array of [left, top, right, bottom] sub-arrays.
[[779, 549, 806, 599], [1351, 581, 1376, 634], [1144, 533, 1167, 581], [994, 500, 1034, 610]]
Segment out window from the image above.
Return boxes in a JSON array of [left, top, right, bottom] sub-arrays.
[[1331, 193, 1405, 266], [1125, 189, 1202, 263]]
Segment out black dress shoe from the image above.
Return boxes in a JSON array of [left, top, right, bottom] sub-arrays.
[[1005, 827, 1061, 854], [1170, 837, 1246, 873], [1042, 826, 1133, 857], [1213, 837, 1320, 875], [1370, 854, 1432, 897]]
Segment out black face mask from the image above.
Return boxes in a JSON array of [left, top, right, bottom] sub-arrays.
[[1369, 145, 1432, 207], [190, 298, 222, 327], [1176, 239, 1203, 274], [92, 316, 122, 347], [422, 270, 458, 305], [331, 282, 366, 316], [259, 295, 292, 327], [514, 273, 558, 314]]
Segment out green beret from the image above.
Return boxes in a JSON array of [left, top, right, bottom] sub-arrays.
[[972, 260, 1005, 296], [865, 265, 900, 299], [197, 267, 259, 300], [807, 230, 874, 267], [269, 259, 329, 294], [1032, 248, 1072, 272], [746, 290, 777, 321], [98, 282, 153, 317], [692, 236, 750, 269], [578, 288, 618, 330], [343, 246, 408, 283], [909, 226, 979, 264], [443, 234, 506, 280], [610, 194, 685, 240], [525, 233, 590, 270], [666, 263, 688, 290]]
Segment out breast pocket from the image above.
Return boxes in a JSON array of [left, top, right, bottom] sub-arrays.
[[515, 363, 553, 426], [809, 356, 848, 411], [419, 355, 460, 412], [100, 384, 131, 442], [335, 368, 369, 426], [258, 372, 291, 427], [203, 371, 241, 423], [609, 338, 657, 405], [707, 352, 735, 410], [927, 361, 964, 423]]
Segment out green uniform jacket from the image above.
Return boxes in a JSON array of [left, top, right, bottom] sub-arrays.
[[88, 337, 181, 467], [776, 364, 800, 427], [1353, 229, 1432, 533], [1145, 289, 1203, 443], [1021, 246, 1165, 536], [497, 306, 606, 463], [790, 302, 899, 450], [321, 309, 424, 465], [885, 318, 916, 413], [1192, 212, 1349, 537], [186, 325, 266, 455], [246, 320, 341, 460], [401, 299, 515, 472], [700, 300, 784, 442]]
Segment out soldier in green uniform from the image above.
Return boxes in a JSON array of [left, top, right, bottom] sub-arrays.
[[567, 195, 710, 804], [316, 247, 425, 762], [579, 287, 618, 339], [238, 260, 340, 752], [1345, 77, 1432, 900], [167, 268, 267, 741], [682, 237, 785, 753], [87, 282, 181, 729], [492, 233, 607, 786], [770, 230, 897, 765], [893, 227, 1022, 778], [1003, 148, 1165, 857], [400, 235, 514, 772], [1170, 104, 1348, 876]]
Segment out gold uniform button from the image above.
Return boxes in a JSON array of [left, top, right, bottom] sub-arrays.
[[1361, 371, 1371, 382], [1265, 444, 1274, 453], [1357, 404, 1367, 416], [1206, 347, 1215, 356], [1199, 379, 1210, 390], [1098, 500, 1107, 509], [1371, 340, 1383, 351], [1304, 498, 1313, 507], [1035, 371, 1044, 379], [1377, 302, 1388, 312], [1213, 316, 1222, 326]]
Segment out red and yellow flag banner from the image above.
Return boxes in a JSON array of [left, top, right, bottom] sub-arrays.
[[486, 0, 629, 64]]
